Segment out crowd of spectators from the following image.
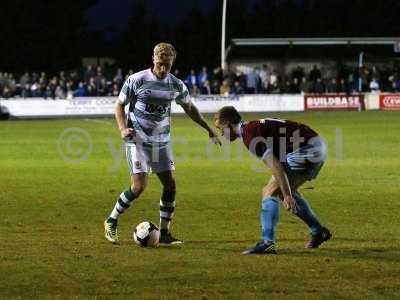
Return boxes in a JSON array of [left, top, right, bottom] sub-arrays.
[[0, 66, 129, 100], [181, 64, 400, 96], [1, 63, 400, 99]]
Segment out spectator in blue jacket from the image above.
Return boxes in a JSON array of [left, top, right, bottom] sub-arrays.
[[73, 82, 87, 97], [197, 66, 209, 89], [246, 69, 261, 93], [231, 80, 244, 95], [185, 69, 198, 94]]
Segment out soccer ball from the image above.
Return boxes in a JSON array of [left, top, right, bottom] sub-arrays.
[[133, 221, 160, 247]]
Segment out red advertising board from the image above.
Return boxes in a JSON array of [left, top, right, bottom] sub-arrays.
[[304, 94, 364, 111], [379, 94, 400, 110]]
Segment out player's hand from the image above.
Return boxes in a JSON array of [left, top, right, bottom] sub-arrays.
[[209, 129, 222, 146], [283, 195, 297, 213], [120, 128, 135, 140]]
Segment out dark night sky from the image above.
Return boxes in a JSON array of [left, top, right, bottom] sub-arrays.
[[86, 0, 217, 33]]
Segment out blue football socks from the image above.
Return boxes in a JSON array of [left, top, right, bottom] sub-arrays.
[[260, 196, 280, 242], [292, 191, 322, 235]]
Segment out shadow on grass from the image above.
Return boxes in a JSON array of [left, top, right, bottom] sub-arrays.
[[169, 238, 400, 262], [187, 239, 256, 244], [114, 237, 400, 262], [332, 237, 396, 243], [279, 247, 400, 263], [115, 241, 185, 253], [186, 237, 324, 244]]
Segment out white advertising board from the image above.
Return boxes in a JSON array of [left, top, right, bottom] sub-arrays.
[[0, 95, 304, 118]]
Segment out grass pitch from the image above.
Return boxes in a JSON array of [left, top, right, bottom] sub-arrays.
[[1, 111, 400, 299]]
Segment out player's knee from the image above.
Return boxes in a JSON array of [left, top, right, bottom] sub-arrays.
[[132, 182, 146, 196], [262, 196, 279, 206], [262, 186, 270, 197], [262, 186, 279, 198]]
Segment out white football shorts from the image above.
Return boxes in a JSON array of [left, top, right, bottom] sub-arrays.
[[125, 143, 175, 174]]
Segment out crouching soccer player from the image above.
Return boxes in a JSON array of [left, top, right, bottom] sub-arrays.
[[104, 43, 221, 244], [215, 106, 331, 254]]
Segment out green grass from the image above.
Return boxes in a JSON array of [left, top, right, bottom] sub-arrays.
[[1, 111, 400, 299]]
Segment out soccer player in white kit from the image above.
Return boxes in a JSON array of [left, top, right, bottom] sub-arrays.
[[104, 43, 221, 244]]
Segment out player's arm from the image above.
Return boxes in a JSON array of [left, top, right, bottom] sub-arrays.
[[180, 101, 221, 145], [262, 150, 297, 212], [116, 78, 135, 139], [115, 103, 134, 139]]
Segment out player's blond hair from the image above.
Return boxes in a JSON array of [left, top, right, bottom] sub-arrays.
[[153, 43, 176, 60]]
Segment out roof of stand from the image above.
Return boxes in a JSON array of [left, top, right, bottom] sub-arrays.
[[226, 37, 400, 61]]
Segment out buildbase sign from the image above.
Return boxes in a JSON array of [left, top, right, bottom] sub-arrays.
[[379, 94, 400, 110], [304, 95, 363, 111]]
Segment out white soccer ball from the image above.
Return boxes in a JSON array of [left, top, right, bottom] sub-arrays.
[[133, 221, 160, 247]]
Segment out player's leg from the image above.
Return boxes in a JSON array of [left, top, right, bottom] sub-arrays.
[[292, 187, 331, 248], [104, 144, 149, 243], [108, 173, 147, 220], [286, 138, 331, 248], [262, 173, 325, 242], [243, 177, 280, 254], [151, 144, 182, 244], [261, 177, 281, 244], [156, 170, 182, 244], [290, 179, 324, 235], [104, 173, 148, 243], [156, 170, 176, 233]]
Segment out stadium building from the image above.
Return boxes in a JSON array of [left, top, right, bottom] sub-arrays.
[[226, 37, 400, 78]]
